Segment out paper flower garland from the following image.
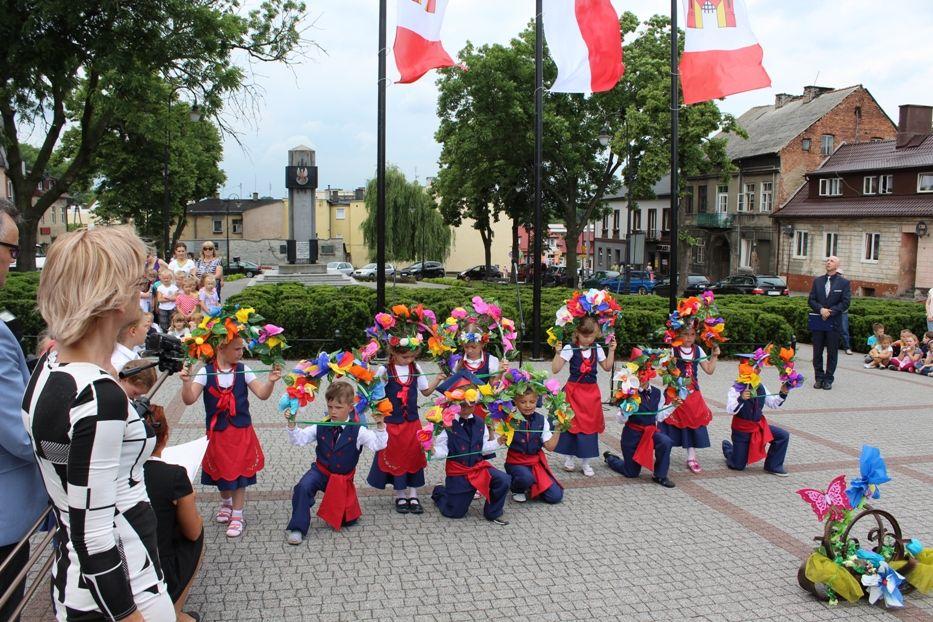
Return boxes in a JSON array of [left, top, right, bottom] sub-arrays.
[[797, 446, 931, 607], [547, 289, 621, 347], [185, 305, 287, 365], [491, 366, 576, 437], [432, 296, 519, 374], [733, 344, 805, 392], [664, 290, 727, 349], [367, 304, 437, 350], [767, 344, 805, 390], [612, 363, 641, 417]]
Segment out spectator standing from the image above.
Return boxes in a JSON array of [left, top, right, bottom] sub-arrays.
[[926, 287, 933, 332], [195, 242, 223, 299], [807, 256, 851, 390], [0, 199, 48, 622], [168, 242, 196, 277]]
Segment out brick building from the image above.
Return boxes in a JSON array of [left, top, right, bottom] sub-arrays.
[[684, 85, 896, 281], [772, 105, 933, 297], [596, 175, 672, 274]]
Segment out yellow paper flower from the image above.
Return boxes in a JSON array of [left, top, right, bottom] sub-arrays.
[[199, 316, 214, 330], [463, 388, 479, 403], [235, 307, 255, 324], [265, 336, 282, 349], [478, 383, 494, 397], [495, 420, 515, 446], [425, 405, 443, 424], [546, 327, 559, 347]]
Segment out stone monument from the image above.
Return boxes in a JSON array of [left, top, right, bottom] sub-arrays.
[[285, 145, 318, 265]]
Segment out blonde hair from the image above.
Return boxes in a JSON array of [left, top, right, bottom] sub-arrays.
[[37, 226, 146, 347]]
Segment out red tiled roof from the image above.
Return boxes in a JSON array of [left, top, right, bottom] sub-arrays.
[[816, 136, 933, 174], [773, 182, 933, 218]]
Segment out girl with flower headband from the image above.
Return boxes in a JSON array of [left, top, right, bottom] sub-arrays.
[[365, 305, 446, 515], [551, 315, 616, 477], [658, 298, 720, 475], [179, 307, 284, 538]]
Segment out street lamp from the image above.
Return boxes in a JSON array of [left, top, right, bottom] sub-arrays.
[[162, 94, 201, 260], [598, 125, 612, 148]]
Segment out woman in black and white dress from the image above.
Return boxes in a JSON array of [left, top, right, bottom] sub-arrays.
[[23, 226, 175, 621]]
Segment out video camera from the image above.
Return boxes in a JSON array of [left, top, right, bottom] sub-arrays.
[[141, 333, 186, 374]]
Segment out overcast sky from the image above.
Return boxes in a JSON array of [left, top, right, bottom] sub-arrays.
[[219, 0, 933, 198]]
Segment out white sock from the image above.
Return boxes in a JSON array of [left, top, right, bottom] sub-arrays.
[[407, 488, 419, 499], [581, 459, 591, 468], [395, 490, 407, 500], [221, 498, 233, 508], [231, 509, 243, 519]]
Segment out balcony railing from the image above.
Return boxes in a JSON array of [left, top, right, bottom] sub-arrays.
[[695, 213, 734, 228]]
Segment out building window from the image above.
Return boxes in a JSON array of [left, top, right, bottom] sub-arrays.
[[821, 134, 835, 155], [662, 208, 670, 232], [879, 174, 893, 194], [802, 138, 811, 152], [863, 176, 877, 195], [648, 210, 657, 237], [232, 218, 243, 234], [213, 218, 223, 234], [335, 207, 346, 220], [759, 182, 773, 212], [601, 215, 609, 237], [737, 188, 745, 212], [50, 209, 56, 224], [692, 239, 705, 265], [863, 232, 880, 262], [793, 230, 809, 258], [612, 209, 620, 236], [683, 187, 694, 214], [632, 210, 642, 231], [697, 185, 708, 213], [744, 183, 756, 211], [824, 232, 839, 258], [818, 178, 842, 196], [716, 185, 729, 213], [739, 239, 752, 269], [62, 206, 68, 223], [918, 172, 933, 193]]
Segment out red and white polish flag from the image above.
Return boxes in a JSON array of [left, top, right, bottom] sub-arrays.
[[542, 0, 624, 93], [679, 0, 771, 105], [394, 0, 455, 84]]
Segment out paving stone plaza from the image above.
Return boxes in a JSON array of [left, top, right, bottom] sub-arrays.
[[24, 345, 933, 621]]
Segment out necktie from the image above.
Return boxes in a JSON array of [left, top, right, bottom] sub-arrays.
[[824, 275, 831, 297]]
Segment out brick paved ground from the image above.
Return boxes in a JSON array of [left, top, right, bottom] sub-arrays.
[[21, 344, 933, 621]]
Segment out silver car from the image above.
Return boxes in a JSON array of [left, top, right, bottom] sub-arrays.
[[352, 263, 396, 280], [327, 261, 355, 276]]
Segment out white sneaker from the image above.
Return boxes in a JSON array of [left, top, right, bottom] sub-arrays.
[[863, 363, 874, 369], [285, 530, 303, 545], [582, 463, 595, 477], [563, 457, 576, 472], [512, 492, 527, 503]]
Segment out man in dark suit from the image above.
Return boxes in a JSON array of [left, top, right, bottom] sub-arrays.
[[807, 256, 851, 390]]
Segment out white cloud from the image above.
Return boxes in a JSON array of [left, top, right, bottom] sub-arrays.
[[220, 0, 933, 196]]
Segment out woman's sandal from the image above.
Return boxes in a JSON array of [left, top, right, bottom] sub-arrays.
[[215, 505, 233, 524], [407, 498, 424, 515], [225, 516, 245, 538], [395, 498, 410, 514], [686, 459, 702, 474]]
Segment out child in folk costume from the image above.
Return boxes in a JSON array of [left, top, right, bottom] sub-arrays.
[[723, 355, 791, 476], [180, 309, 284, 538], [603, 351, 677, 488], [551, 316, 616, 476], [366, 305, 445, 514], [658, 325, 720, 474], [504, 384, 564, 504], [283, 381, 388, 544]]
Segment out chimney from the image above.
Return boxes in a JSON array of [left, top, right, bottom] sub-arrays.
[[774, 93, 795, 109], [252, 191, 259, 200], [354, 187, 365, 200], [896, 104, 933, 149], [802, 86, 833, 103]]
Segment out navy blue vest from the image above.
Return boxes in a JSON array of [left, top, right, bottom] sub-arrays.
[[314, 424, 363, 474], [460, 353, 491, 381], [675, 346, 702, 391], [509, 412, 546, 455], [446, 417, 487, 467], [202, 362, 251, 430], [384, 364, 420, 423], [735, 385, 767, 422], [628, 387, 661, 426], [568, 346, 598, 384]]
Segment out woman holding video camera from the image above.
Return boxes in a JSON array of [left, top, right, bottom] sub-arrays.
[[24, 226, 175, 621]]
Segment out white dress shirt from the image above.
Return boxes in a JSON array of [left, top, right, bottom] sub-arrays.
[[726, 385, 786, 414], [110, 342, 139, 374], [431, 415, 500, 460], [287, 423, 388, 452]]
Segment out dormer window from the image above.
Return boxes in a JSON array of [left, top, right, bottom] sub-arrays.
[[818, 178, 842, 196]]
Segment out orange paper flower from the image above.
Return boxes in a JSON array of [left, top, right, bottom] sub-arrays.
[[391, 304, 410, 318]]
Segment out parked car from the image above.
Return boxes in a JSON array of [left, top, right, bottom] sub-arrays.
[[709, 274, 789, 296], [457, 265, 503, 281], [327, 261, 354, 276], [581, 270, 620, 289], [515, 263, 547, 283], [352, 263, 396, 280], [543, 266, 578, 287], [652, 274, 711, 298], [11, 246, 45, 271], [399, 261, 445, 279], [600, 270, 656, 294], [224, 259, 263, 277]]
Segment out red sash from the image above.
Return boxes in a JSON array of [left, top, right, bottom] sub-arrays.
[[206, 385, 237, 438], [731, 416, 774, 465], [506, 450, 561, 498], [625, 422, 657, 470], [445, 459, 492, 501], [315, 464, 361, 531], [378, 419, 428, 475]]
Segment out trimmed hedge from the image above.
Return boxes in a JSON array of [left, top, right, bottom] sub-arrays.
[[0, 272, 43, 350]]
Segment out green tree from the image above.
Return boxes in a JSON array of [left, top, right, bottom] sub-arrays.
[[0, 0, 307, 269], [362, 167, 452, 265]]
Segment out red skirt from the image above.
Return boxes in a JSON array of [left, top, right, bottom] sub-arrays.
[[565, 381, 604, 435], [202, 424, 264, 482], [378, 419, 428, 476], [664, 390, 712, 430]]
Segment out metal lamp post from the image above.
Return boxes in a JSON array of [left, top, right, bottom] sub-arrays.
[[162, 95, 201, 260], [597, 125, 612, 280]]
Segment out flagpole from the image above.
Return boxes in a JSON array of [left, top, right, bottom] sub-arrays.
[[669, 0, 680, 314], [531, 0, 544, 360], [376, 0, 387, 313]]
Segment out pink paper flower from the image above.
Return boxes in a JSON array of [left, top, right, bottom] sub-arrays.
[[544, 378, 561, 395], [258, 324, 284, 343], [451, 307, 468, 320], [359, 340, 379, 362], [375, 313, 395, 330], [701, 290, 714, 305]]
